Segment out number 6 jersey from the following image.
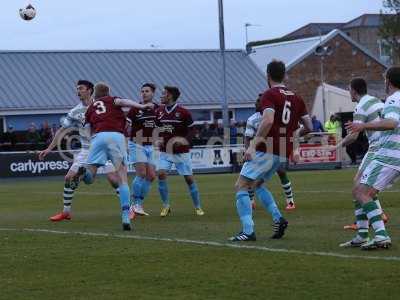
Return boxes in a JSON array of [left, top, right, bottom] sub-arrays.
[[258, 85, 308, 158], [85, 96, 127, 134]]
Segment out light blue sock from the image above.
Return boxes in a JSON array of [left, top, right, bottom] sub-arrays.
[[131, 176, 144, 206], [236, 190, 254, 235], [118, 183, 130, 223], [188, 183, 201, 208], [141, 179, 152, 204], [82, 168, 94, 184], [158, 179, 169, 207], [255, 186, 282, 222]]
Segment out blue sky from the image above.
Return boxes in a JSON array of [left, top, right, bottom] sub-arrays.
[[1, 0, 383, 50]]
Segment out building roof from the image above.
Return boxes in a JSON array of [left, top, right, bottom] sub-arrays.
[[0, 49, 265, 113], [283, 23, 344, 40], [250, 35, 322, 71], [249, 29, 388, 71], [248, 14, 390, 48], [341, 14, 383, 29]]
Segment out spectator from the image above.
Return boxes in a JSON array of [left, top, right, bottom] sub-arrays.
[[236, 121, 245, 136], [40, 121, 53, 145], [209, 122, 219, 137], [192, 126, 203, 146], [230, 121, 237, 145], [324, 114, 340, 134], [201, 122, 213, 142], [217, 121, 224, 136], [3, 125, 17, 147], [51, 123, 59, 139], [311, 115, 324, 132], [26, 123, 41, 150]]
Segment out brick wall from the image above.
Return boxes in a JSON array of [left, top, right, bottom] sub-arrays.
[[343, 27, 380, 58], [286, 35, 386, 112]]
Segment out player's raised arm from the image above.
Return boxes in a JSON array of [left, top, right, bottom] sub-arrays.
[[347, 96, 399, 133], [243, 108, 274, 161], [335, 127, 359, 149], [38, 127, 68, 160], [346, 118, 398, 133], [114, 98, 154, 110]]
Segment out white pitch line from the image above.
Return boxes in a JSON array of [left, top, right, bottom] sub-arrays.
[[3, 189, 400, 197], [0, 227, 399, 262]]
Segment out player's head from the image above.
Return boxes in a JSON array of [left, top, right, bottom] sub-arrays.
[[349, 77, 367, 102], [255, 93, 263, 112], [94, 82, 110, 99], [385, 66, 400, 94], [161, 86, 181, 105], [76, 80, 94, 101], [266, 60, 286, 87], [141, 83, 156, 103]]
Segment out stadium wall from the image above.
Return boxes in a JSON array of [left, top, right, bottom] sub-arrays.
[[6, 114, 64, 131]]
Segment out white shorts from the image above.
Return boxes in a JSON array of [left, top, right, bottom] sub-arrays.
[[358, 151, 375, 174], [359, 160, 400, 191], [70, 149, 115, 174]]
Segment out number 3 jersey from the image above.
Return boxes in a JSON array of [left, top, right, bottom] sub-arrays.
[[85, 96, 126, 134], [258, 86, 308, 158]]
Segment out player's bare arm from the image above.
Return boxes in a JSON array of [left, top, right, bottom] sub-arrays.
[[244, 109, 274, 161], [38, 127, 68, 160], [346, 118, 398, 133], [335, 131, 359, 149], [114, 98, 154, 110], [244, 136, 251, 150]]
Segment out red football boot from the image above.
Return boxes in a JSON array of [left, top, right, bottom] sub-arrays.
[[50, 212, 71, 222], [285, 201, 296, 211], [343, 222, 358, 230]]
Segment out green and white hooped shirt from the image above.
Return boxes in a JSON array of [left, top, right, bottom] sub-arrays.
[[353, 94, 383, 152], [374, 91, 400, 171], [60, 102, 91, 149]]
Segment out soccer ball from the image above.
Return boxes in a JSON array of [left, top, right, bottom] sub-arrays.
[[19, 4, 36, 21]]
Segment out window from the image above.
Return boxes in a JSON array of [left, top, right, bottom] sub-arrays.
[[212, 110, 234, 121], [191, 110, 211, 122]]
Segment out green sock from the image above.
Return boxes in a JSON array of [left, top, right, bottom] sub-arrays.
[[278, 172, 290, 185], [363, 201, 388, 237], [278, 172, 294, 203], [354, 201, 368, 239]]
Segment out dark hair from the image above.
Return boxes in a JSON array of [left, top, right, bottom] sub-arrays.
[[267, 60, 286, 82], [142, 83, 156, 92], [77, 80, 94, 93], [386, 66, 400, 89], [350, 77, 367, 96], [164, 86, 181, 102]]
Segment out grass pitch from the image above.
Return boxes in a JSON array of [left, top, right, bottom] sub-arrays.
[[1, 169, 400, 299]]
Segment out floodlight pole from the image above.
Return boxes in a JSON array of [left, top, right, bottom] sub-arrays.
[[320, 56, 326, 123], [218, 0, 230, 144]]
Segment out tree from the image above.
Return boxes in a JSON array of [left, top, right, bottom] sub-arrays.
[[379, 0, 400, 64]]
